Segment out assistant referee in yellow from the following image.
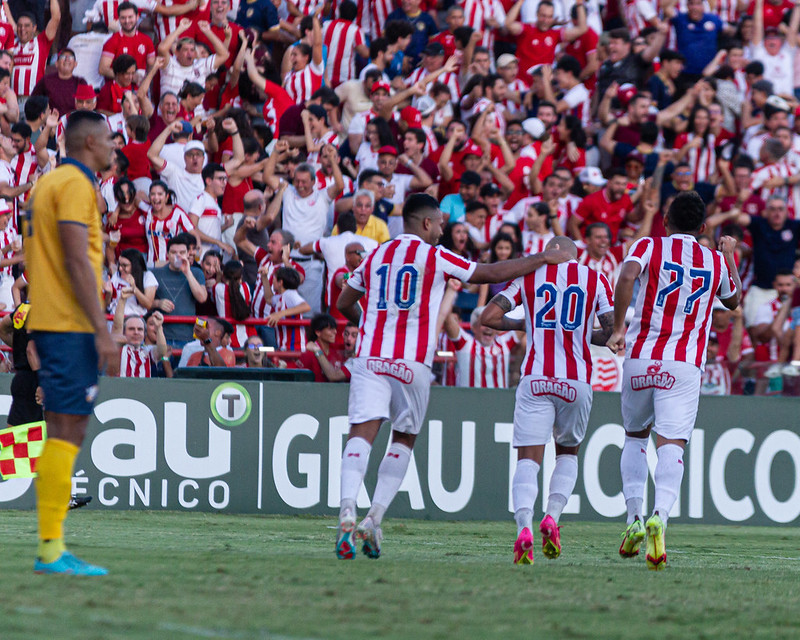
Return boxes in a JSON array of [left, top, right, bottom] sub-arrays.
[[26, 110, 119, 576]]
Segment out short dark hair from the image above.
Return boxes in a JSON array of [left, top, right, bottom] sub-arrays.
[[667, 191, 706, 233], [556, 55, 581, 78], [481, 73, 504, 92], [384, 20, 413, 44], [337, 211, 357, 234], [402, 193, 440, 225], [65, 110, 108, 156], [465, 200, 489, 216], [309, 313, 337, 341], [23, 95, 48, 122], [310, 86, 339, 108], [179, 81, 205, 99], [358, 169, 382, 187], [609, 27, 631, 42], [369, 37, 389, 59], [167, 235, 190, 251], [274, 266, 301, 290], [405, 128, 426, 146], [174, 231, 197, 248], [11, 122, 32, 139], [202, 162, 225, 184], [112, 54, 137, 75], [126, 114, 150, 142], [118, 1, 138, 13], [338, 0, 357, 20], [585, 222, 612, 239]]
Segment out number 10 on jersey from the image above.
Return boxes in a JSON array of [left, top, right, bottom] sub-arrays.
[[376, 264, 420, 311]]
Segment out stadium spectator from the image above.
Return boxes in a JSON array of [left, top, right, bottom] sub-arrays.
[[179, 316, 237, 367], [298, 313, 351, 382], [112, 288, 168, 378], [13, 0, 61, 99], [99, 2, 155, 82]]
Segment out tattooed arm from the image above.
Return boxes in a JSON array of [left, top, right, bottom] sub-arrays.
[[592, 311, 615, 347], [480, 294, 525, 332]]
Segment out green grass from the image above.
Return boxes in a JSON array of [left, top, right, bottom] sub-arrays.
[[0, 511, 798, 640]]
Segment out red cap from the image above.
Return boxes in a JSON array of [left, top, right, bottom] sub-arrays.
[[462, 140, 483, 157], [377, 145, 398, 156], [400, 105, 422, 128], [370, 81, 391, 94], [618, 83, 637, 108], [75, 84, 96, 101]]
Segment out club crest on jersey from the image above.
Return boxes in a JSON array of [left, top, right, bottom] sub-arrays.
[[530, 378, 577, 402], [367, 358, 414, 384], [632, 363, 675, 390]]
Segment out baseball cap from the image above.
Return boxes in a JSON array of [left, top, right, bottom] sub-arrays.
[[377, 145, 398, 156], [75, 84, 96, 101], [496, 53, 518, 68], [422, 42, 445, 57], [462, 140, 483, 157], [521, 117, 545, 140], [370, 80, 391, 95], [184, 140, 205, 155], [765, 94, 791, 113], [578, 166, 607, 187], [765, 26, 782, 38], [416, 95, 436, 117], [176, 120, 193, 136], [400, 105, 422, 128], [617, 83, 637, 108], [625, 151, 645, 165], [460, 170, 481, 186], [480, 182, 501, 197]]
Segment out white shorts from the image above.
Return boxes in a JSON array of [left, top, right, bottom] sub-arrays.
[[621, 358, 701, 441], [513, 376, 593, 448], [347, 357, 431, 435]]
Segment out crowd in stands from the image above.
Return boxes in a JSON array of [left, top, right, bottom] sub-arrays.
[[0, 0, 798, 392]]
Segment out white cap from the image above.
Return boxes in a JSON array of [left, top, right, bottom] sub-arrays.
[[184, 140, 205, 154], [521, 117, 545, 140], [496, 53, 518, 68], [578, 166, 607, 187], [766, 94, 791, 113], [416, 95, 436, 117]]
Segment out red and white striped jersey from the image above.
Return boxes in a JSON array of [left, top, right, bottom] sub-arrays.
[[307, 129, 339, 166], [625, 235, 737, 370], [503, 78, 529, 118], [622, 0, 654, 38], [577, 245, 625, 288], [0, 220, 18, 276], [423, 125, 439, 154], [290, 0, 324, 15], [750, 160, 792, 213], [452, 327, 519, 388], [250, 247, 306, 318], [283, 61, 324, 105], [13, 33, 53, 97], [272, 288, 307, 352], [460, 0, 506, 55], [501, 261, 613, 383], [322, 19, 365, 88], [144, 205, 194, 266], [153, 0, 195, 41], [119, 344, 154, 378], [213, 280, 255, 348], [673, 132, 717, 184], [519, 227, 554, 256], [712, 0, 740, 24], [368, 0, 394, 38], [348, 234, 478, 367], [406, 67, 460, 103], [752, 296, 786, 362], [11, 145, 39, 206]]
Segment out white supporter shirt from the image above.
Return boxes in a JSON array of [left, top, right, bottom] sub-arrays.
[[282, 184, 332, 246], [561, 82, 591, 129], [158, 160, 204, 211], [452, 327, 519, 388], [0, 221, 18, 276], [754, 42, 795, 98], [500, 261, 614, 383], [190, 191, 224, 257], [624, 234, 737, 370], [160, 54, 217, 97], [108, 269, 159, 315], [312, 231, 378, 305], [347, 234, 477, 366], [67, 32, 112, 89]]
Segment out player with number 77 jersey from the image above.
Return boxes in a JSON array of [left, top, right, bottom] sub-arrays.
[[606, 191, 742, 571], [332, 193, 571, 562]]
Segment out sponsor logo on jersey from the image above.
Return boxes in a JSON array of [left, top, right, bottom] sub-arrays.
[[631, 363, 676, 390], [530, 377, 577, 402], [367, 358, 414, 383]]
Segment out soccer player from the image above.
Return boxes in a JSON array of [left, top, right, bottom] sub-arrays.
[[607, 191, 741, 570], [335, 193, 570, 560], [481, 237, 614, 564], [26, 110, 119, 576]]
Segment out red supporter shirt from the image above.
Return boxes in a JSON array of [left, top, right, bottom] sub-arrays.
[[515, 25, 562, 82], [748, 0, 793, 28], [185, 20, 242, 66], [296, 347, 350, 382], [101, 30, 156, 71], [563, 28, 598, 90], [108, 209, 149, 259], [574, 189, 633, 241], [0, 21, 14, 50], [121, 140, 152, 180]]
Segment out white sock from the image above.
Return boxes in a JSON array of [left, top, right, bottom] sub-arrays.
[[545, 454, 578, 523], [653, 444, 684, 527], [512, 458, 540, 535], [339, 437, 371, 519], [368, 442, 411, 526], [621, 435, 648, 524]]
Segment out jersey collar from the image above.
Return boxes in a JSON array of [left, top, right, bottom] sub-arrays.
[[670, 233, 697, 242], [61, 157, 98, 185]]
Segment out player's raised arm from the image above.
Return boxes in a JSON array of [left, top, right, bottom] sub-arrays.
[[469, 247, 570, 284], [717, 235, 742, 310]]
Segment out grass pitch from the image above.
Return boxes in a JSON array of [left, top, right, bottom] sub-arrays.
[[0, 511, 798, 640]]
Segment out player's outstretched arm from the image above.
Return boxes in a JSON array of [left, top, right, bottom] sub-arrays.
[[481, 294, 525, 332], [592, 311, 614, 346], [607, 261, 641, 354], [469, 248, 570, 284]]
